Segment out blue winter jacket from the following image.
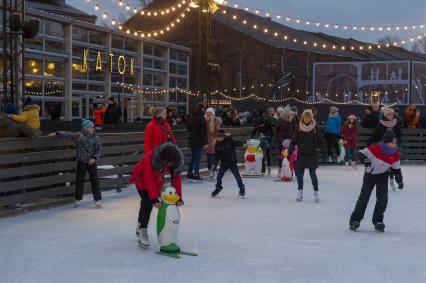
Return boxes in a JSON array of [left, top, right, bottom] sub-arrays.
[[325, 115, 342, 135]]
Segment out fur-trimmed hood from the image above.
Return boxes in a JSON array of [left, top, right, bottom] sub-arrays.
[[151, 142, 184, 176]]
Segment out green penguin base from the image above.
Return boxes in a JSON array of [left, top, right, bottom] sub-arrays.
[[155, 250, 198, 259]]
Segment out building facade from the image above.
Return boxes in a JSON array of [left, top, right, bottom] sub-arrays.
[[1, 2, 191, 121]]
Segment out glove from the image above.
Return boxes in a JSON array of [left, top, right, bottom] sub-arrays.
[[363, 159, 372, 168], [398, 182, 404, 190]]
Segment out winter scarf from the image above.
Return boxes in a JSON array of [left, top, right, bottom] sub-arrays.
[[379, 141, 397, 156], [380, 118, 397, 128], [300, 121, 316, 132]]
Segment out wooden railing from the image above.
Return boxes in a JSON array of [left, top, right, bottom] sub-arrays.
[[1, 127, 425, 207]]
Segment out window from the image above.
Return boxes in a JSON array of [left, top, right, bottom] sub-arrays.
[[153, 46, 165, 57], [45, 80, 65, 97], [88, 84, 104, 92], [112, 36, 123, 50], [177, 78, 187, 88], [73, 26, 88, 42], [143, 74, 153, 86], [124, 39, 137, 52], [143, 58, 153, 69], [169, 63, 177, 74], [178, 64, 187, 75], [45, 20, 65, 38], [25, 37, 43, 51], [89, 69, 105, 81], [44, 59, 65, 78], [25, 79, 43, 96], [45, 40, 65, 54], [153, 75, 165, 87], [89, 30, 105, 46], [25, 58, 43, 75], [170, 49, 178, 60], [72, 83, 87, 91], [72, 59, 87, 80], [178, 51, 188, 62], [143, 44, 153, 56], [72, 100, 80, 117]]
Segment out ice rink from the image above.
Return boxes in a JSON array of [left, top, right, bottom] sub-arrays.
[[1, 165, 426, 283]]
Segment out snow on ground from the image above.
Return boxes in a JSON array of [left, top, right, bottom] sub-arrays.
[[1, 165, 426, 283]]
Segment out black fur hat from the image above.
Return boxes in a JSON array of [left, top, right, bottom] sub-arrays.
[[151, 143, 184, 176], [383, 128, 397, 144]]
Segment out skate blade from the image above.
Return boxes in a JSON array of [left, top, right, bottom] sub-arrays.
[[155, 251, 180, 258], [180, 250, 198, 256]]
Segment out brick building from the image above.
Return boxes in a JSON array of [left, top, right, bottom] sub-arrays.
[[126, 0, 426, 110]]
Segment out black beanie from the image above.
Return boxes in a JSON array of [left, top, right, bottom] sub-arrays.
[[383, 129, 397, 144], [366, 105, 373, 112]]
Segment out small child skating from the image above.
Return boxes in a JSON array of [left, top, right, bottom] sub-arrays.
[[349, 129, 404, 232], [341, 113, 358, 169], [130, 143, 184, 249], [211, 130, 247, 198], [49, 119, 102, 207]]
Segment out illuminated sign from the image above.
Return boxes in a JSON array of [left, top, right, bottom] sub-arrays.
[[81, 49, 135, 76]]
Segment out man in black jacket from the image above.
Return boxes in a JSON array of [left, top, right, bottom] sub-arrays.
[[104, 97, 121, 124], [211, 130, 247, 198], [186, 103, 208, 180]]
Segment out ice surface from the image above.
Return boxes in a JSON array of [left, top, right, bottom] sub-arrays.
[[1, 165, 426, 283]]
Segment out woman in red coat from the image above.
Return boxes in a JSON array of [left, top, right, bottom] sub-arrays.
[[93, 104, 107, 125], [130, 142, 184, 249], [144, 106, 176, 154], [341, 113, 358, 168]]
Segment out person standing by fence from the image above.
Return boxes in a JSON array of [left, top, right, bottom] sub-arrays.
[[324, 106, 342, 163], [205, 107, 221, 179], [49, 119, 102, 207], [186, 103, 208, 181], [144, 106, 176, 155], [274, 105, 297, 177]]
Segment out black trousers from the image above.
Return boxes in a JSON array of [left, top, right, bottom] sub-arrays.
[[138, 190, 153, 228], [325, 133, 339, 157], [75, 161, 102, 201], [261, 148, 271, 173], [350, 172, 388, 224]]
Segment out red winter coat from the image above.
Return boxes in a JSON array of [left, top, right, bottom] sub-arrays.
[[130, 149, 182, 201], [94, 107, 107, 125], [341, 125, 357, 149], [144, 117, 176, 154]]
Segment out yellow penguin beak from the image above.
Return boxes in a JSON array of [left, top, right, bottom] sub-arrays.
[[163, 194, 180, 204]]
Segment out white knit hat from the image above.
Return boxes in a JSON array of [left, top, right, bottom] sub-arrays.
[[205, 107, 215, 116]]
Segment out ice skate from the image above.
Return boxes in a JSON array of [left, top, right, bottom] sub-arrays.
[[277, 168, 282, 178], [390, 179, 396, 191], [238, 187, 245, 198], [296, 190, 303, 202], [211, 187, 222, 198], [314, 191, 320, 203], [138, 228, 150, 249], [349, 221, 360, 231], [344, 161, 350, 170], [328, 156, 333, 163], [95, 200, 102, 208], [374, 222, 385, 232], [136, 222, 141, 238], [267, 167, 272, 176], [73, 200, 81, 207], [207, 170, 215, 180], [351, 161, 357, 170]]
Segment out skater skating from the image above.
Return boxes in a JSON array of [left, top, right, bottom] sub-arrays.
[[341, 113, 358, 169], [349, 129, 404, 232], [130, 143, 184, 248], [288, 109, 323, 202], [49, 119, 102, 207], [211, 130, 247, 198]]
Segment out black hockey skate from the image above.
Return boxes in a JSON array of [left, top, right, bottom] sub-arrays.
[[374, 222, 385, 232], [238, 187, 245, 198], [349, 221, 360, 231], [211, 187, 222, 198]]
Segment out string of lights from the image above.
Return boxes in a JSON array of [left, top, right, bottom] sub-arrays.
[[219, 8, 426, 50], [223, 0, 426, 33]]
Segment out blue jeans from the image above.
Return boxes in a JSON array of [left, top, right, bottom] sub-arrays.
[[297, 168, 318, 191], [207, 153, 214, 170], [188, 146, 202, 175], [215, 163, 245, 189], [345, 148, 357, 162]]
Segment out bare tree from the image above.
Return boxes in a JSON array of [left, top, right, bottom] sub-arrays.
[[377, 35, 401, 46], [411, 38, 426, 54]]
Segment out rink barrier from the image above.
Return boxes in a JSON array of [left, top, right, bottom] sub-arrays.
[[0, 127, 425, 207]]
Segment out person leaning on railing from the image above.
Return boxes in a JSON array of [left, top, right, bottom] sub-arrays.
[[7, 97, 42, 138]]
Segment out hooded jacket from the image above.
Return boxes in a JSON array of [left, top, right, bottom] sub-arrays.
[[10, 104, 41, 129], [325, 114, 341, 135], [130, 143, 183, 202], [144, 117, 176, 154], [94, 107, 107, 125], [186, 108, 208, 147]]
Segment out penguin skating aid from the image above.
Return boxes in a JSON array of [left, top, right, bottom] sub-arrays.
[[156, 186, 197, 258]]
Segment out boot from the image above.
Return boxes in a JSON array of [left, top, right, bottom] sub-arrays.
[[95, 200, 102, 208], [277, 168, 282, 178], [192, 174, 203, 181], [349, 221, 360, 231], [208, 170, 214, 179], [239, 187, 245, 198], [390, 179, 396, 191], [296, 190, 303, 202], [138, 228, 150, 248], [211, 187, 222, 197], [351, 161, 357, 170], [328, 156, 333, 163], [374, 222, 385, 232], [314, 191, 320, 203], [344, 161, 350, 170], [136, 222, 141, 238], [74, 200, 81, 207], [267, 167, 272, 176], [187, 172, 194, 179]]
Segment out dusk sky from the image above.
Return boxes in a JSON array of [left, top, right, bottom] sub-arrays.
[[66, 0, 426, 46]]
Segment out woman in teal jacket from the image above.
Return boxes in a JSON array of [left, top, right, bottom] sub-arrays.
[[324, 106, 342, 162]]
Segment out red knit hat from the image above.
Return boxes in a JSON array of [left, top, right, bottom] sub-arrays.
[[348, 113, 356, 120]]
